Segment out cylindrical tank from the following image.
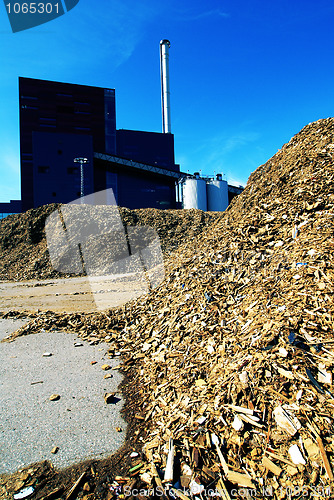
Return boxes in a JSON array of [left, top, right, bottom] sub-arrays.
[[206, 174, 229, 211], [160, 39, 171, 134], [183, 177, 207, 211]]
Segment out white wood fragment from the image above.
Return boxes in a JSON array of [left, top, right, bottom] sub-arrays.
[[318, 363, 332, 384], [232, 414, 244, 431], [273, 406, 301, 436], [288, 444, 306, 465]]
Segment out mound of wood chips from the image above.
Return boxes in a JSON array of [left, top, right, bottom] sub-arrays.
[[3, 117, 334, 499], [0, 206, 220, 281]]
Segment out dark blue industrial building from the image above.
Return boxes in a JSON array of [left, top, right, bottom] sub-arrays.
[[0, 200, 22, 219], [0, 76, 242, 219], [19, 77, 180, 212]]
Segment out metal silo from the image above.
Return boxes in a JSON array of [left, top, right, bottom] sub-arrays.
[[206, 174, 229, 211], [183, 172, 207, 211]]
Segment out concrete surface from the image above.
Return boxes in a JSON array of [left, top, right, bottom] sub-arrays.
[[0, 278, 97, 313], [0, 275, 148, 313], [0, 319, 126, 475]]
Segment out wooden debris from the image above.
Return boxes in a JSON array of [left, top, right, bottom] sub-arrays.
[[64, 471, 86, 500], [103, 392, 116, 404], [265, 450, 297, 467], [101, 364, 111, 370], [211, 434, 229, 475], [262, 455, 282, 476], [226, 470, 255, 488], [273, 405, 301, 435], [163, 438, 174, 483], [4, 118, 334, 496], [40, 487, 64, 500], [316, 435, 334, 482], [216, 478, 232, 500], [170, 488, 192, 500], [49, 394, 60, 401]]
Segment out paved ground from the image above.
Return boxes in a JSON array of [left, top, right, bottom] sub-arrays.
[[0, 319, 126, 475], [0, 278, 95, 313], [0, 275, 148, 313]]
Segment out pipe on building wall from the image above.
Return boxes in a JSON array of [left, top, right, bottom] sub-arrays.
[[160, 39, 171, 134]]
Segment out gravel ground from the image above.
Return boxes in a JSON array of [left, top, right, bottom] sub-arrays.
[[0, 319, 126, 475]]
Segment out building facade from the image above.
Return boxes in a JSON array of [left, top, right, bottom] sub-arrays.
[[19, 77, 179, 212], [0, 200, 22, 219]]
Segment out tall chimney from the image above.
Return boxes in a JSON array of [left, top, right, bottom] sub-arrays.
[[160, 39, 171, 134]]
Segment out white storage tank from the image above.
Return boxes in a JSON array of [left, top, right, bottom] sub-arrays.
[[183, 172, 207, 211], [206, 174, 229, 211]]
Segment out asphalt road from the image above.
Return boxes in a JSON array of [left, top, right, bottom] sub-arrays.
[[0, 318, 126, 475]]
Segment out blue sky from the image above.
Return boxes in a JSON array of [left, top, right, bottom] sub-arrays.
[[1, 0, 334, 202]]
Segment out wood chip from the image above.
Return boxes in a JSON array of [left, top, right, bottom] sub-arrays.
[[262, 455, 282, 476]]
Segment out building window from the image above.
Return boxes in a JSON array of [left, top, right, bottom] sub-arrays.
[[67, 167, 78, 174], [52, 192, 56, 197], [40, 124, 56, 128], [40, 117, 56, 123], [56, 93, 72, 98], [21, 105, 38, 110], [20, 95, 38, 100], [57, 104, 74, 114], [75, 126, 91, 131], [38, 166, 50, 173]]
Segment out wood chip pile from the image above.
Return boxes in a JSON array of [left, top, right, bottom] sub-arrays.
[[0, 206, 219, 281], [3, 118, 334, 498]]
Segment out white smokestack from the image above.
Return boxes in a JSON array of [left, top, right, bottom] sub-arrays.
[[160, 39, 171, 134]]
